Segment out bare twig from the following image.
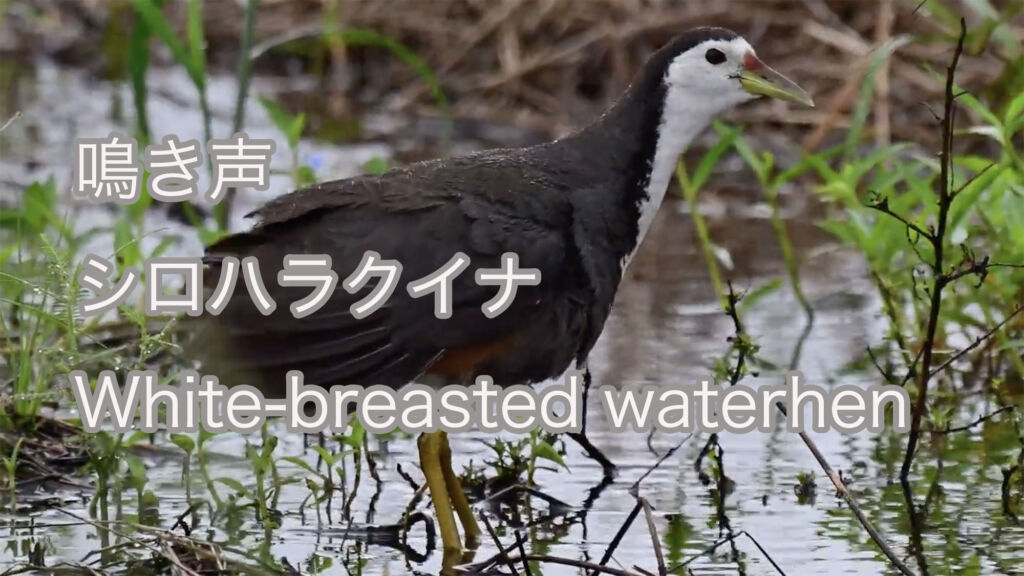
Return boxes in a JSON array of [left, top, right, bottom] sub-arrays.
[[940, 406, 1015, 435], [639, 498, 666, 576], [479, 512, 520, 576], [513, 530, 534, 576], [590, 500, 642, 576], [928, 305, 1024, 378], [632, 433, 692, 492], [0, 111, 21, 134], [868, 198, 935, 242], [673, 530, 786, 574], [396, 462, 420, 491], [58, 509, 203, 576], [720, 285, 915, 574], [786, 402, 917, 575], [503, 555, 646, 576], [482, 484, 571, 509], [900, 18, 968, 481]]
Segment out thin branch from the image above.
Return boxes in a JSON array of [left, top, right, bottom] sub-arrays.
[[900, 16, 967, 482], [867, 345, 898, 385], [928, 304, 1024, 378], [504, 555, 646, 576], [639, 498, 666, 576], [590, 501, 643, 576], [514, 531, 535, 576], [395, 463, 420, 491], [479, 512, 520, 576], [0, 111, 21, 134], [868, 200, 935, 242], [941, 255, 990, 286], [952, 162, 997, 198], [632, 433, 692, 492], [940, 406, 1015, 435], [773, 400, 918, 576], [673, 530, 786, 574]]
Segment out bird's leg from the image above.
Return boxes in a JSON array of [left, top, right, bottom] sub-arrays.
[[418, 431, 462, 553], [568, 365, 617, 479], [437, 430, 481, 546]]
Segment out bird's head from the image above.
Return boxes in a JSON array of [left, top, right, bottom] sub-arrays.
[[651, 28, 813, 124]]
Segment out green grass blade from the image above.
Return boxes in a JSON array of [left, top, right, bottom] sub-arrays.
[[186, 0, 206, 86], [132, 0, 190, 74], [127, 11, 153, 146]]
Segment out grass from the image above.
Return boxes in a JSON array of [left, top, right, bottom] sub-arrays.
[[1, 2, 1023, 575], [0, 2, 458, 572], [675, 14, 1024, 574]]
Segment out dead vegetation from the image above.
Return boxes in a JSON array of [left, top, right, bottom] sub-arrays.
[[6, 0, 1022, 144]]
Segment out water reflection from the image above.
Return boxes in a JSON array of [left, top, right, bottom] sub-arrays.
[[1, 55, 1021, 576]]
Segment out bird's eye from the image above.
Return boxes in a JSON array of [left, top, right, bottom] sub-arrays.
[[705, 48, 726, 65]]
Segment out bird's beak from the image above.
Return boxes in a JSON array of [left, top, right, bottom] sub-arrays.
[[739, 52, 814, 107]]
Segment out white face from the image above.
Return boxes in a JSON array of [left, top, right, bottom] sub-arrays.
[[663, 37, 759, 116], [622, 34, 810, 272]]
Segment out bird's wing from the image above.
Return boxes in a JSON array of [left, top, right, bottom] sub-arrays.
[[188, 152, 582, 396]]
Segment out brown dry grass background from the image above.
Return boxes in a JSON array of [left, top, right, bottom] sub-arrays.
[[7, 0, 1023, 148]]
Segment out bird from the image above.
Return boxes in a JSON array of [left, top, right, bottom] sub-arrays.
[[188, 26, 812, 565]]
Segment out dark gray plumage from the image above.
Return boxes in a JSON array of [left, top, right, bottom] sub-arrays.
[[189, 28, 742, 395]]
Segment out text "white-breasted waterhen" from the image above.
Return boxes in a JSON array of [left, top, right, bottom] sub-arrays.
[[190, 26, 813, 562]]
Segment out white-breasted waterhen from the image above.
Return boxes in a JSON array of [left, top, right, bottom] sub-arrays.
[[190, 27, 812, 563]]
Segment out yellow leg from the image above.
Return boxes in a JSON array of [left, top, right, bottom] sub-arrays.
[[419, 431, 462, 553], [438, 431, 481, 545]]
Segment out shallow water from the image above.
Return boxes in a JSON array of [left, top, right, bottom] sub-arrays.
[[1, 57, 1022, 576]]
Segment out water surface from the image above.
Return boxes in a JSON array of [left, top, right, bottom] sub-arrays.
[[1, 56, 1021, 576]]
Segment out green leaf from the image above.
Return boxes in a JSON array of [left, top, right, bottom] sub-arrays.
[[140, 490, 159, 509], [259, 436, 278, 465], [311, 445, 337, 467], [1005, 89, 1024, 135], [150, 235, 180, 259], [113, 217, 143, 269], [127, 8, 152, 145], [817, 220, 862, 248], [216, 477, 250, 496], [196, 225, 230, 247], [847, 144, 911, 185], [730, 133, 769, 186], [296, 165, 317, 187], [344, 420, 366, 449], [845, 37, 911, 159], [949, 163, 1005, 232], [122, 430, 149, 448], [363, 157, 389, 175], [132, 0, 191, 73], [281, 456, 317, 475], [126, 455, 148, 489], [738, 278, 784, 311], [950, 78, 1003, 134], [258, 96, 304, 149], [170, 433, 196, 455], [198, 424, 216, 446], [12, 178, 57, 239], [692, 122, 739, 191], [532, 440, 567, 470], [185, 0, 206, 84], [338, 28, 450, 140], [804, 153, 841, 182]]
